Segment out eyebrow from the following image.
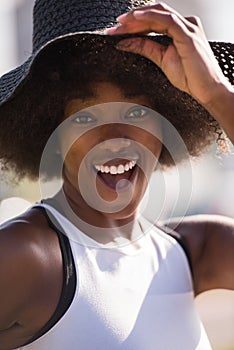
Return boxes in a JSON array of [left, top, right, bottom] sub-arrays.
[[79, 92, 147, 101], [70, 85, 148, 102], [77, 92, 96, 101]]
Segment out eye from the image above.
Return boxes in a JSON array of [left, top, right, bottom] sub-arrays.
[[72, 113, 97, 124], [125, 106, 148, 120]]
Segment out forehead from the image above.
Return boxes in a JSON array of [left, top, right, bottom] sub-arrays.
[[64, 82, 153, 118]]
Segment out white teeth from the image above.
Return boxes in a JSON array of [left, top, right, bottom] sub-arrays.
[[129, 161, 136, 170], [124, 163, 130, 171], [110, 166, 117, 174], [117, 164, 125, 174], [95, 160, 137, 174]]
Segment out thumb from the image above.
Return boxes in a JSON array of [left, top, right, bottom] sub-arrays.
[[116, 37, 187, 92], [116, 37, 165, 69]]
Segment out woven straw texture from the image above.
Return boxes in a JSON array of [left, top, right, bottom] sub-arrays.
[[33, 0, 152, 52], [0, 0, 233, 109]]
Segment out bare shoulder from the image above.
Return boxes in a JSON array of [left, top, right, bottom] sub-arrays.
[[0, 206, 60, 278], [0, 207, 63, 349], [161, 214, 234, 295]]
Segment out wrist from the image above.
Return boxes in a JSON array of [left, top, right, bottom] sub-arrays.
[[202, 82, 234, 144], [202, 81, 234, 115]]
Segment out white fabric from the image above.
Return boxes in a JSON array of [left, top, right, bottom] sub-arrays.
[[18, 204, 212, 350]]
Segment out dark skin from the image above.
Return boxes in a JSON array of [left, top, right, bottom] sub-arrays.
[[1, 205, 234, 349], [107, 2, 234, 143], [1, 3, 234, 349]]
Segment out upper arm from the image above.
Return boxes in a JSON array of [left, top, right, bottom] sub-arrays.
[[0, 212, 63, 349], [0, 219, 43, 348], [198, 215, 234, 292], [0, 222, 32, 329], [162, 214, 234, 295]]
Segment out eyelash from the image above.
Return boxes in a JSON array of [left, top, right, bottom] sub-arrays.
[[73, 114, 97, 124], [125, 107, 148, 120], [72, 106, 148, 124]]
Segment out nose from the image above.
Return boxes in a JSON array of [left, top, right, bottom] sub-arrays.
[[99, 138, 131, 152]]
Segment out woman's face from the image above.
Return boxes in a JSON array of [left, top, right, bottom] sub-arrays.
[[60, 82, 162, 220]]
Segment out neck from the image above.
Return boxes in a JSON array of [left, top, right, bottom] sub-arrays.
[[52, 177, 141, 244]]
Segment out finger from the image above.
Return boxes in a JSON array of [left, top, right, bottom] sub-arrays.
[[117, 2, 199, 31], [116, 3, 171, 23], [106, 7, 160, 36], [108, 10, 192, 41], [116, 37, 167, 68], [116, 37, 185, 90], [107, 20, 155, 35], [116, 2, 189, 23], [152, 3, 202, 31], [132, 10, 194, 38], [111, 5, 202, 37], [133, 10, 205, 36]]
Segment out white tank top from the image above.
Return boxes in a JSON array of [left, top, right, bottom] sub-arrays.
[[17, 204, 212, 350]]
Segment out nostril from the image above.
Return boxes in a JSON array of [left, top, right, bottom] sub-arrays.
[[99, 138, 131, 152]]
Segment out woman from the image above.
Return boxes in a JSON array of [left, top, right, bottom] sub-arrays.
[[0, 1, 233, 349]]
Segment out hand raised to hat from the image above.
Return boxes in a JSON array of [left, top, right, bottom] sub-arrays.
[[107, 2, 228, 103], [107, 2, 234, 143]]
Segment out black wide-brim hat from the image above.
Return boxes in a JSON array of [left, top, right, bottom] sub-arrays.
[[0, 0, 234, 120]]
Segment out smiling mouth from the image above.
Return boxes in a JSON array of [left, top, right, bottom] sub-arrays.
[[94, 159, 138, 190]]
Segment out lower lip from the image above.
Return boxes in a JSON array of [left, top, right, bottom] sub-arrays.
[[96, 165, 139, 193]]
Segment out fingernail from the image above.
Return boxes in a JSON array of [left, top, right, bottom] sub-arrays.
[[116, 13, 128, 22], [106, 27, 118, 34]]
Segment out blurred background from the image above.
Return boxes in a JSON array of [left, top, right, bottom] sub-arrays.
[[0, 0, 234, 349]]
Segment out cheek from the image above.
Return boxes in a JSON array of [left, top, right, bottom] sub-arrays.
[[63, 147, 82, 176], [62, 131, 97, 167], [148, 137, 162, 159], [131, 127, 162, 158], [144, 121, 162, 157], [126, 118, 162, 152]]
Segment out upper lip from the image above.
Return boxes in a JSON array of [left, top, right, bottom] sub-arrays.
[[91, 151, 140, 168]]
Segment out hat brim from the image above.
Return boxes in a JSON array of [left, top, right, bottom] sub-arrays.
[[1, 31, 233, 180], [0, 32, 170, 105], [0, 31, 233, 108]]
